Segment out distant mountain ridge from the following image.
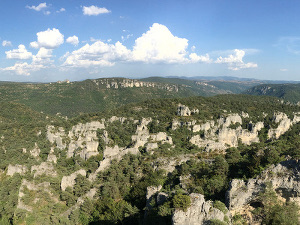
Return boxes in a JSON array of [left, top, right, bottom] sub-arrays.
[[165, 75, 300, 83], [0, 77, 261, 117], [244, 83, 300, 104], [1, 76, 299, 117]]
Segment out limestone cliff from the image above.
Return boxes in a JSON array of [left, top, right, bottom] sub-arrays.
[[226, 160, 300, 223]]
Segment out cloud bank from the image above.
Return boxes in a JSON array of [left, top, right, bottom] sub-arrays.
[[1, 23, 257, 76], [215, 49, 257, 70], [63, 23, 211, 67]]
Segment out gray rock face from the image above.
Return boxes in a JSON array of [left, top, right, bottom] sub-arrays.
[[268, 112, 300, 139], [47, 126, 66, 149], [146, 142, 158, 152], [31, 162, 57, 178], [145, 185, 163, 215], [67, 121, 105, 159], [226, 160, 300, 220], [190, 114, 263, 152], [99, 78, 179, 92], [177, 104, 191, 116], [131, 118, 152, 148], [172, 193, 229, 225], [177, 104, 199, 117], [47, 121, 105, 160], [30, 143, 40, 158], [61, 169, 86, 191], [17, 179, 51, 212], [7, 164, 28, 176], [152, 155, 194, 174]]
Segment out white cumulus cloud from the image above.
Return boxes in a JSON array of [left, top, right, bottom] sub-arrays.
[[66, 36, 79, 46], [26, 3, 48, 11], [30, 28, 64, 49], [189, 53, 211, 63], [63, 41, 131, 67], [83, 5, 111, 16], [2, 62, 44, 76], [131, 23, 189, 63], [5, 45, 33, 60], [2, 40, 12, 47], [32, 47, 53, 64], [62, 23, 213, 68], [3, 48, 53, 76], [215, 49, 257, 70], [57, 8, 65, 13]]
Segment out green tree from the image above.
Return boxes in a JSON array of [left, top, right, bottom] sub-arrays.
[[172, 194, 191, 212]]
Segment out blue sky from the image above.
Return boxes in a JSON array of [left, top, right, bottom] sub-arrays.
[[0, 0, 300, 82]]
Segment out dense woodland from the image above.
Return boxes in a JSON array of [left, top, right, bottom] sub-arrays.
[[0, 93, 300, 224], [0, 77, 267, 117]]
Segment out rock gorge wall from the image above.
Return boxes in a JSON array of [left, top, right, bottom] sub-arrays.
[[92, 78, 179, 92]]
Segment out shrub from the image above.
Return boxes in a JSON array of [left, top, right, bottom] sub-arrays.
[[172, 194, 191, 212]]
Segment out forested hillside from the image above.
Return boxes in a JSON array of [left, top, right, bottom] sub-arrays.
[[244, 83, 300, 104], [0, 95, 300, 224], [0, 77, 265, 118], [142, 77, 264, 94]]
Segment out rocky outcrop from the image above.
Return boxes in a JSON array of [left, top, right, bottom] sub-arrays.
[[88, 145, 140, 181], [47, 126, 66, 149], [17, 180, 51, 212], [226, 160, 300, 221], [172, 193, 229, 225], [109, 116, 127, 123], [131, 118, 152, 148], [150, 132, 173, 144], [30, 143, 40, 158], [218, 114, 242, 127], [177, 104, 191, 116], [268, 112, 300, 139], [190, 114, 264, 152], [146, 143, 158, 152], [31, 162, 57, 178], [152, 155, 194, 174], [67, 121, 105, 159], [7, 164, 28, 176], [96, 78, 179, 92], [61, 169, 86, 191], [47, 148, 57, 163], [177, 104, 199, 116], [47, 121, 105, 160], [144, 185, 164, 217], [89, 118, 173, 181], [61, 187, 98, 218], [146, 185, 163, 203], [193, 121, 215, 133]]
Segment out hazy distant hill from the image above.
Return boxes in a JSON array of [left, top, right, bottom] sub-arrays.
[[1, 76, 295, 118], [142, 76, 265, 94], [244, 83, 300, 104], [0, 77, 257, 117], [0, 78, 197, 117]]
